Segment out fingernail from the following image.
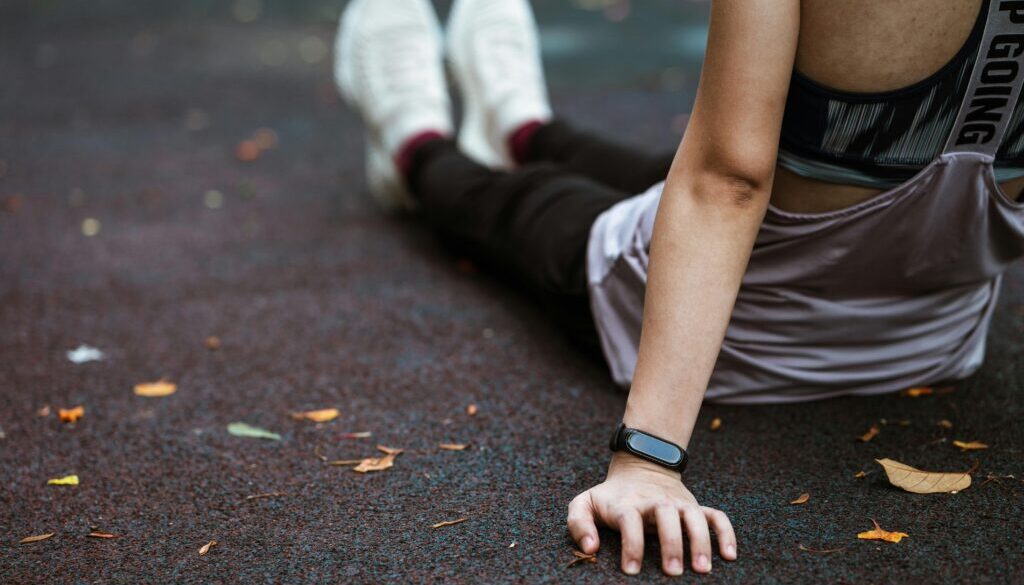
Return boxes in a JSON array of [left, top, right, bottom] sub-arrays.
[[667, 558, 683, 575], [581, 536, 593, 550], [697, 554, 710, 572], [726, 544, 737, 558], [625, 561, 640, 575]]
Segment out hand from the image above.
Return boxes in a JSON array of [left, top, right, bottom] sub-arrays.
[[566, 452, 737, 576]]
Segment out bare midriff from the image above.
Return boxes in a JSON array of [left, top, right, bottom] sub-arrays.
[[769, 0, 1024, 213]]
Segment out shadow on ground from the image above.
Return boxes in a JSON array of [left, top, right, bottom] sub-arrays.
[[1, 2, 1022, 583]]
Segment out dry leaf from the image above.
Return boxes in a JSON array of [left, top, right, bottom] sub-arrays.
[[37, 405, 52, 417], [710, 417, 722, 431], [199, 540, 217, 556], [204, 336, 221, 350], [431, 518, 468, 529], [937, 419, 954, 430], [854, 471, 867, 479], [509, 541, 517, 548], [952, 440, 988, 452], [466, 404, 478, 416], [439, 443, 469, 451], [290, 408, 339, 423], [568, 550, 598, 567], [342, 431, 372, 439], [19, 533, 54, 544], [235, 140, 261, 162], [353, 453, 397, 473], [87, 531, 117, 539], [790, 493, 810, 505], [376, 445, 403, 455], [901, 387, 933, 398], [857, 519, 909, 543], [58, 405, 85, 423], [134, 380, 177, 397], [327, 459, 364, 466], [875, 458, 971, 493], [47, 474, 79, 486], [858, 425, 880, 443]]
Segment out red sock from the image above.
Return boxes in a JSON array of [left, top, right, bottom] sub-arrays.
[[508, 120, 545, 165], [395, 131, 447, 178]]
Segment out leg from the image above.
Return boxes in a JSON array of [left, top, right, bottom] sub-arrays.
[[514, 120, 676, 194], [407, 138, 636, 347]]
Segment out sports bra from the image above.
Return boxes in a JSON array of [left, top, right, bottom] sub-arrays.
[[778, 0, 1024, 188]]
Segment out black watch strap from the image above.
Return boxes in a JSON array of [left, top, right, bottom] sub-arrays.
[[609, 423, 688, 474]]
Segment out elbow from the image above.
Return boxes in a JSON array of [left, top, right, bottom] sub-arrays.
[[680, 169, 772, 211]]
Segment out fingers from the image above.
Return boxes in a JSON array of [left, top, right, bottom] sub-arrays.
[[655, 504, 685, 576], [681, 505, 713, 573], [616, 508, 645, 575], [567, 494, 600, 554], [703, 506, 737, 561]]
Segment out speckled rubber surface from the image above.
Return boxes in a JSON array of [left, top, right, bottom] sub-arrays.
[[1, 4, 1023, 584]]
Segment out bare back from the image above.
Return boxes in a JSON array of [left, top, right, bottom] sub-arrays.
[[772, 0, 1024, 212]]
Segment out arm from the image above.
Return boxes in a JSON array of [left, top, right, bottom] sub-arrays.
[[567, 0, 800, 576]]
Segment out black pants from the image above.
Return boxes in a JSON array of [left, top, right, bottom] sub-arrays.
[[406, 120, 674, 346]]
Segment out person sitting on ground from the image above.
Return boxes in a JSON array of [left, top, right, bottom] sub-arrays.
[[335, 0, 1024, 576]]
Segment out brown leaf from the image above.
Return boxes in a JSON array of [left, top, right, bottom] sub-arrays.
[[376, 445, 403, 455], [133, 380, 177, 397], [204, 336, 221, 350], [342, 431, 372, 439], [431, 518, 468, 529], [901, 387, 933, 398], [952, 440, 988, 452], [854, 471, 867, 479], [857, 425, 880, 443], [466, 404, 478, 416], [199, 540, 217, 556], [327, 459, 365, 466], [19, 533, 54, 544], [937, 419, 954, 430], [37, 405, 51, 417], [439, 443, 469, 451], [875, 458, 971, 493], [87, 531, 117, 539], [289, 408, 339, 423], [857, 519, 908, 543], [709, 417, 722, 431], [353, 453, 397, 473], [58, 405, 84, 423], [567, 550, 598, 567], [790, 493, 810, 505]]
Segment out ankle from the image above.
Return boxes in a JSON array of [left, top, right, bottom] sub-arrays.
[[507, 120, 546, 166], [395, 130, 449, 178]]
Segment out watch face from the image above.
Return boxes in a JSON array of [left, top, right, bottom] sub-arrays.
[[626, 432, 682, 466]]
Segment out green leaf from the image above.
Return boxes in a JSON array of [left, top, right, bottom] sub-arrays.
[[227, 422, 281, 441]]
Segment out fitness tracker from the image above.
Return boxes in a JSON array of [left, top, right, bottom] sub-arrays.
[[609, 423, 688, 474]]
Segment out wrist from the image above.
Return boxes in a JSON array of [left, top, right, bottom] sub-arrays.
[[608, 450, 683, 482]]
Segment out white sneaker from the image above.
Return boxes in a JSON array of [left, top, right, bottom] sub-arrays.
[[334, 0, 453, 212], [447, 0, 553, 169]]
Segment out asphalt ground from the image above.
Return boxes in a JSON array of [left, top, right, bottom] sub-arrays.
[[1, 3, 1023, 584]]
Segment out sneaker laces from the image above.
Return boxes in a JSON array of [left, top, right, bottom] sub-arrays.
[[364, 27, 445, 100], [473, 21, 542, 100]]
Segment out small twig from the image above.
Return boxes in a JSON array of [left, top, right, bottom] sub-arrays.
[[244, 492, 285, 501], [798, 543, 848, 555], [431, 518, 468, 529], [314, 444, 327, 462], [567, 550, 598, 567]]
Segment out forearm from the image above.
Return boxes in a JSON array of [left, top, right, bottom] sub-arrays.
[[622, 171, 768, 449]]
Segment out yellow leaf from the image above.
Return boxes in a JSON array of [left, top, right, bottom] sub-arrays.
[[790, 493, 810, 505], [290, 408, 339, 423], [87, 531, 117, 539], [199, 539, 216, 556], [875, 458, 971, 494], [19, 533, 54, 544], [47, 474, 79, 486], [439, 443, 469, 451], [353, 453, 397, 473], [376, 445, 403, 455], [134, 380, 177, 397], [857, 425, 880, 443], [857, 519, 909, 543], [952, 440, 988, 452], [58, 405, 84, 423], [854, 471, 867, 479], [430, 518, 468, 529], [901, 387, 933, 398], [709, 417, 722, 431], [204, 336, 221, 350]]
